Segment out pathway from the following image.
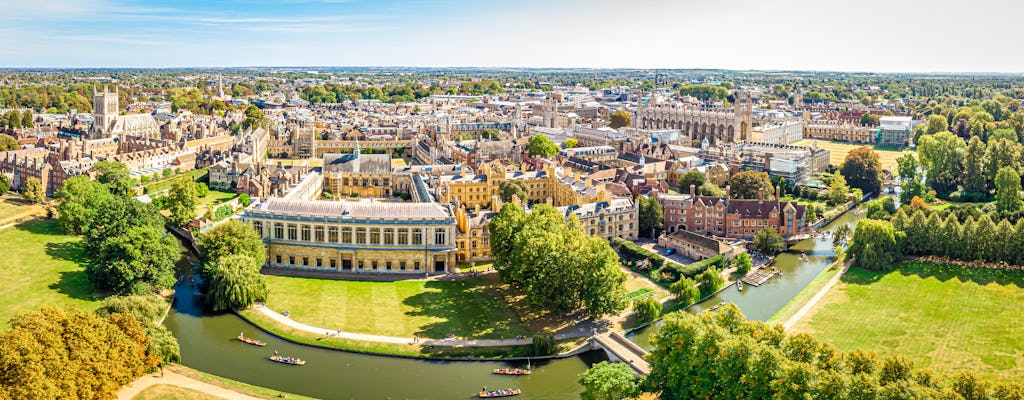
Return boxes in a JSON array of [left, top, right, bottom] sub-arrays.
[[592, 332, 650, 375], [782, 261, 850, 330], [116, 370, 262, 400]]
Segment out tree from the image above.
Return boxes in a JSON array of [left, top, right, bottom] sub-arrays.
[[206, 254, 268, 311], [0, 307, 152, 400], [840, 147, 882, 197], [860, 114, 880, 127], [239, 193, 251, 207], [195, 182, 210, 198], [727, 171, 774, 200], [94, 295, 167, 326], [926, 114, 948, 134], [198, 219, 266, 268], [481, 127, 501, 139], [579, 361, 640, 400], [669, 277, 700, 305], [698, 267, 724, 297], [0, 134, 20, 151], [526, 134, 558, 158], [632, 297, 662, 325], [166, 177, 199, 227], [896, 153, 926, 205], [489, 204, 627, 317], [732, 252, 753, 275], [93, 160, 133, 196], [498, 179, 530, 204], [21, 110, 34, 128], [677, 84, 729, 101], [985, 138, 1020, 184], [87, 225, 180, 294], [754, 227, 786, 255], [827, 172, 850, 206], [805, 203, 818, 222], [563, 138, 578, 148], [0, 174, 9, 195], [4, 110, 21, 128], [609, 110, 632, 129], [848, 219, 900, 271], [833, 224, 852, 247], [995, 167, 1023, 213], [697, 182, 725, 197], [21, 177, 45, 203], [962, 136, 988, 195], [638, 196, 664, 238], [678, 171, 706, 192], [917, 132, 966, 196]]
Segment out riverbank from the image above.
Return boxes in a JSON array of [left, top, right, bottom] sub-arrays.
[[117, 364, 317, 400], [767, 253, 847, 326]]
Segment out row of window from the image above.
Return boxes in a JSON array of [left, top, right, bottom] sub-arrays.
[[274, 254, 422, 271], [252, 221, 450, 246]]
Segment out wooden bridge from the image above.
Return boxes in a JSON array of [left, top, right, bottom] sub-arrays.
[[591, 331, 651, 375]]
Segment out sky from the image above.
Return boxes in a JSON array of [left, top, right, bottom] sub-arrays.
[[1, 0, 1021, 73]]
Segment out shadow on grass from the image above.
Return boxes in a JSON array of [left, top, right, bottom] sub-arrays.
[[844, 261, 1024, 288], [403, 276, 527, 339]]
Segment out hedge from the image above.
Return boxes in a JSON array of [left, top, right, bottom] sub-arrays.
[[670, 255, 724, 279], [613, 238, 665, 269]]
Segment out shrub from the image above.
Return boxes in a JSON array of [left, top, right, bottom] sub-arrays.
[[670, 255, 724, 279], [632, 297, 662, 325], [613, 238, 665, 270], [531, 332, 556, 356], [698, 267, 725, 297]]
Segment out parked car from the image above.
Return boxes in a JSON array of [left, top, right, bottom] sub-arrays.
[[664, 248, 676, 256]]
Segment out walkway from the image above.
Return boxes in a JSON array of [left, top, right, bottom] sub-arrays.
[[782, 261, 850, 330], [592, 332, 650, 375], [116, 370, 261, 400]]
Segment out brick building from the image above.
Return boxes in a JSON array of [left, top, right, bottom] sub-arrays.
[[660, 185, 807, 239]]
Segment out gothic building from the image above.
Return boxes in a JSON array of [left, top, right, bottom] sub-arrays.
[[91, 86, 161, 139], [635, 91, 753, 145]]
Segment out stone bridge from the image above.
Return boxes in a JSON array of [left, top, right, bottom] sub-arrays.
[[590, 331, 651, 375]]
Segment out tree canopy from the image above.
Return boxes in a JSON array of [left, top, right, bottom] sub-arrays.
[[56, 176, 112, 234], [727, 171, 774, 200], [677, 84, 729, 101], [206, 254, 268, 311], [526, 134, 558, 158], [86, 225, 179, 294], [21, 177, 45, 203], [198, 219, 267, 269], [678, 170, 706, 192], [638, 196, 663, 238], [166, 177, 198, 227], [609, 109, 632, 129], [498, 179, 530, 204], [753, 227, 786, 255], [995, 167, 1023, 213], [840, 147, 883, 197], [848, 219, 901, 271], [579, 361, 640, 400], [0, 134, 20, 152], [489, 203, 627, 317]]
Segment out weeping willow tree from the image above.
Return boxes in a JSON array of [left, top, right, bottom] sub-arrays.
[[206, 254, 268, 311]]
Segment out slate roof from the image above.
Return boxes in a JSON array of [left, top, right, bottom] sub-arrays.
[[322, 153, 391, 174], [252, 198, 452, 221]]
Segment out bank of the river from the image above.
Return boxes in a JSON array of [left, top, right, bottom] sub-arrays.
[[767, 254, 846, 325]]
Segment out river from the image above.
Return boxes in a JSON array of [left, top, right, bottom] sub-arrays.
[[165, 208, 867, 399]]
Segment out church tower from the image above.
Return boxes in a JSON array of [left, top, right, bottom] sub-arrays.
[[541, 97, 558, 128], [735, 90, 753, 142], [93, 85, 119, 138]]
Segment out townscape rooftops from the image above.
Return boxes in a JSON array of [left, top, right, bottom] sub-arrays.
[[253, 198, 452, 220]]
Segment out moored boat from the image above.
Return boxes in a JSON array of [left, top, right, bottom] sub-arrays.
[[479, 388, 521, 398], [269, 354, 306, 366], [492, 368, 531, 375]]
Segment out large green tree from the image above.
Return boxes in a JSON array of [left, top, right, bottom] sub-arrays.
[[93, 160, 133, 196], [0, 307, 153, 400], [962, 136, 988, 195], [498, 179, 530, 204], [678, 170, 706, 192], [198, 219, 266, 268], [87, 225, 180, 294], [638, 195, 664, 238], [848, 219, 900, 271], [727, 171, 774, 200], [677, 84, 729, 101], [917, 132, 966, 196], [632, 296, 662, 325], [840, 147, 882, 197], [895, 153, 926, 205], [995, 167, 1023, 213], [0, 134, 20, 151], [55, 176, 113, 234], [166, 177, 199, 227], [753, 227, 786, 255], [21, 177, 45, 203], [827, 171, 850, 206], [489, 203, 627, 317], [609, 110, 632, 129], [669, 277, 700, 305], [579, 361, 640, 400], [526, 134, 558, 158], [206, 254, 268, 311]]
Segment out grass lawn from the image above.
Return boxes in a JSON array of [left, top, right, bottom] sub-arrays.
[[456, 261, 493, 273], [792, 139, 913, 171], [768, 256, 845, 325], [791, 261, 1024, 383], [167, 365, 317, 400], [132, 385, 220, 400], [0, 219, 102, 328], [142, 168, 209, 195], [262, 273, 531, 339], [0, 195, 44, 226], [197, 190, 238, 216]]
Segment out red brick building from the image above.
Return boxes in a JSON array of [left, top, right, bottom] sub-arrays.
[[660, 185, 807, 239]]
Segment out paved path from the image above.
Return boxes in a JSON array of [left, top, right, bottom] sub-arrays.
[[782, 261, 850, 330], [592, 332, 650, 375], [116, 370, 262, 400]]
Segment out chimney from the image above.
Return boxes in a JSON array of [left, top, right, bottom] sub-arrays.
[[758, 187, 765, 200], [775, 185, 781, 200], [725, 185, 731, 200], [689, 184, 695, 197]]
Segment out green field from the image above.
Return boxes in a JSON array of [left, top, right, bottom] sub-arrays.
[[792, 139, 913, 171], [197, 189, 238, 216], [0, 195, 44, 226], [132, 385, 220, 400], [0, 219, 102, 327], [262, 274, 531, 339], [791, 261, 1024, 382]]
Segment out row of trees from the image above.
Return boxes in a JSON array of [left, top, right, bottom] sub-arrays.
[[644, 304, 1023, 400], [1, 110, 34, 129], [489, 203, 627, 317], [891, 208, 1024, 265], [916, 131, 1024, 200]]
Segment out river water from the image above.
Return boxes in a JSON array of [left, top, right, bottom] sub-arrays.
[[165, 209, 866, 399]]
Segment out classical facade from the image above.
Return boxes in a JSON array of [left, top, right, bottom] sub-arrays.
[[635, 92, 753, 145], [453, 205, 495, 262], [437, 161, 611, 210], [803, 122, 877, 144], [244, 198, 458, 274], [322, 147, 394, 197], [660, 186, 808, 239], [750, 120, 804, 145], [558, 197, 638, 241]]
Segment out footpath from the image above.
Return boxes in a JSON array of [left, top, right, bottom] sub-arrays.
[[116, 369, 262, 400], [782, 260, 850, 330]]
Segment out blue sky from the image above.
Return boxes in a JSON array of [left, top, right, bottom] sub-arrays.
[[2, 0, 1022, 72]]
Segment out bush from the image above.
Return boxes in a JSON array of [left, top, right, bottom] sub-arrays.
[[633, 297, 662, 325], [698, 267, 725, 297], [613, 238, 665, 270], [670, 255, 724, 279], [670, 277, 700, 305]]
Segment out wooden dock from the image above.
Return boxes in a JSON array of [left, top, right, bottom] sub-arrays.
[[740, 269, 777, 287]]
